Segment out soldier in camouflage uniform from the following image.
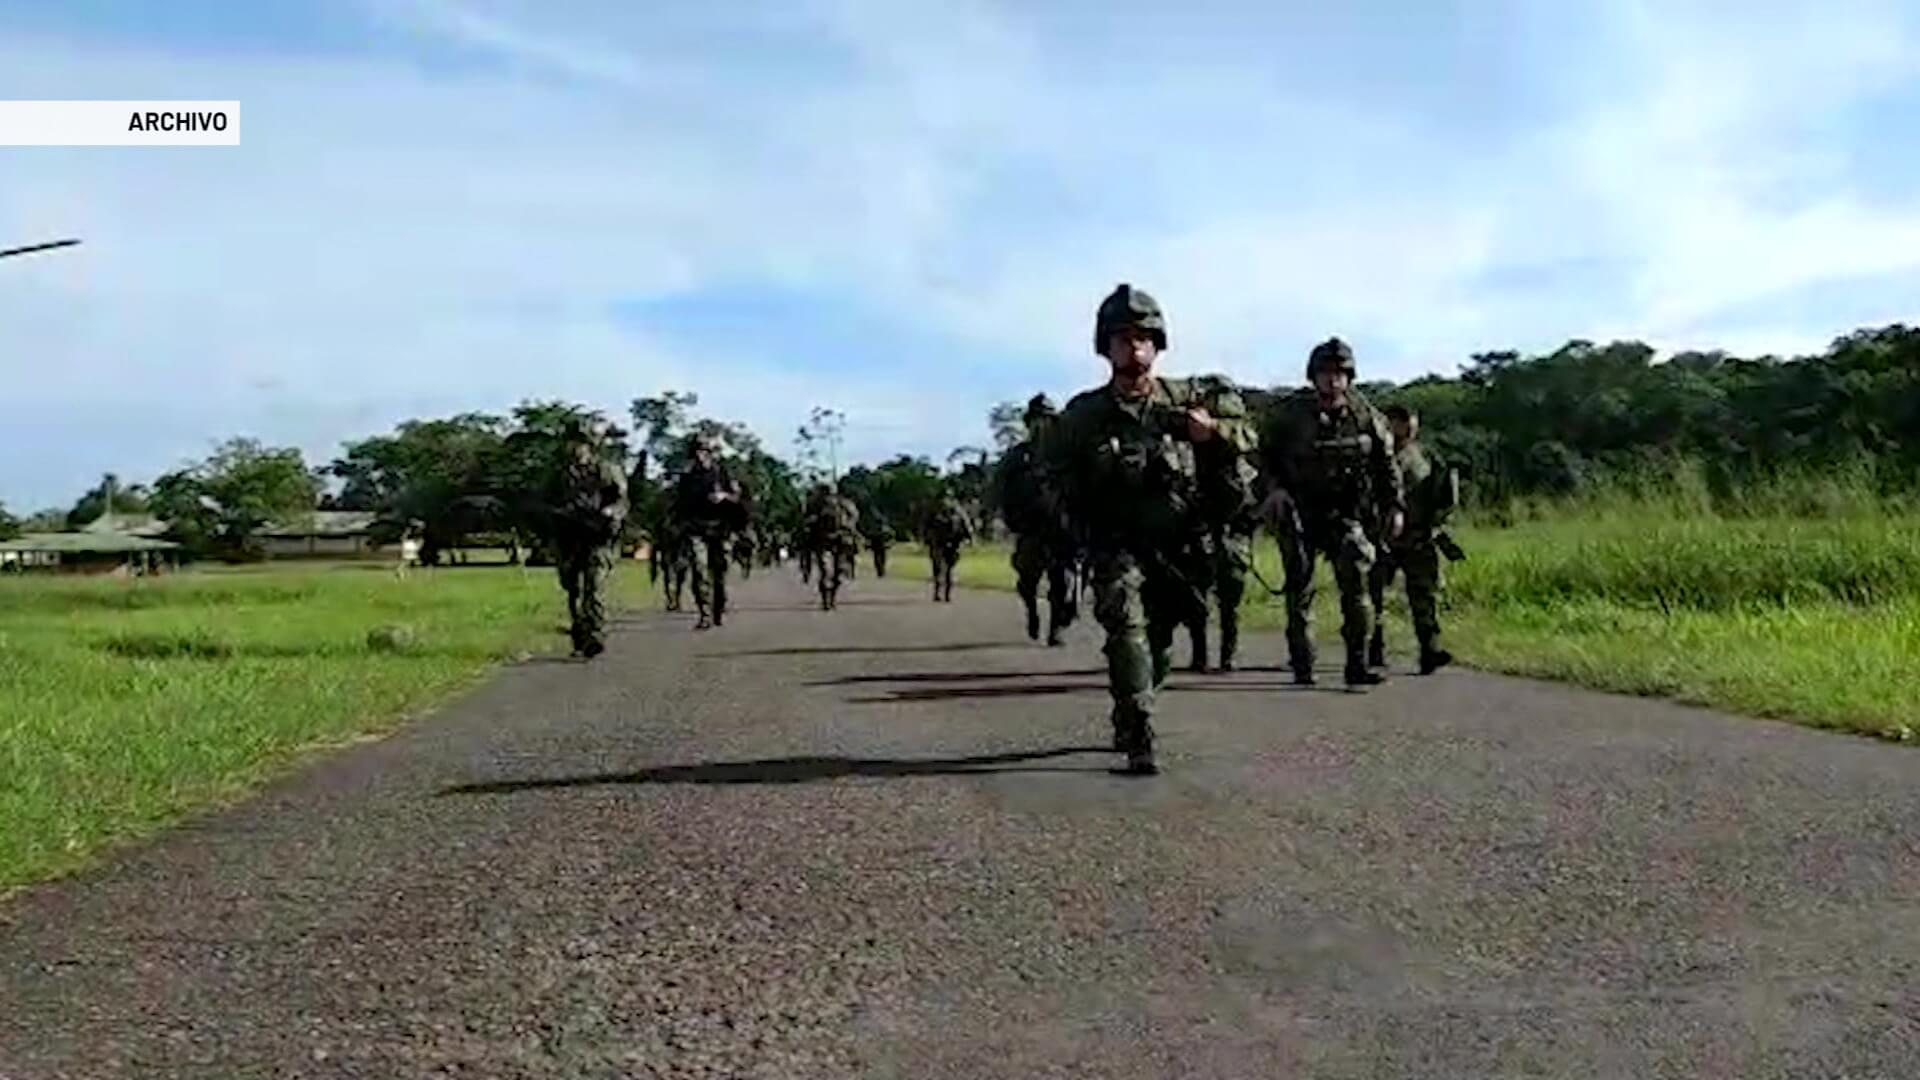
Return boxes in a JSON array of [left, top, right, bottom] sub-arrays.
[[547, 422, 629, 659], [996, 393, 1079, 645], [673, 434, 746, 631], [1041, 284, 1256, 775], [807, 483, 861, 610], [1188, 377, 1263, 673], [921, 489, 975, 603], [1368, 404, 1458, 674], [733, 530, 756, 581], [1259, 337, 1405, 687], [864, 511, 894, 577]]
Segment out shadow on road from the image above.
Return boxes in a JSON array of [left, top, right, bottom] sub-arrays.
[[847, 683, 1109, 703], [439, 745, 1114, 793], [807, 669, 1107, 687], [705, 642, 1015, 658]]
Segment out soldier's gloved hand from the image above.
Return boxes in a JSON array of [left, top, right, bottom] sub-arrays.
[[1388, 510, 1405, 541], [1186, 407, 1218, 443]]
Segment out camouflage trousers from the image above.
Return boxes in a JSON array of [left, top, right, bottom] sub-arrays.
[[817, 543, 855, 609], [1369, 539, 1444, 656], [1091, 546, 1203, 753], [871, 542, 890, 577], [929, 542, 964, 602], [1012, 533, 1076, 640], [658, 544, 689, 611], [1280, 516, 1376, 675], [686, 532, 731, 623], [798, 546, 814, 584], [557, 543, 616, 653], [1187, 526, 1252, 669]]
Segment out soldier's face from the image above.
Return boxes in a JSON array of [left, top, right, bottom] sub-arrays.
[[1105, 328, 1158, 378], [1390, 417, 1415, 445], [1313, 368, 1350, 401]]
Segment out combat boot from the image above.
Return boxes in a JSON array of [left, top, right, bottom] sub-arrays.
[[1218, 624, 1238, 673], [1045, 616, 1065, 648], [1026, 606, 1041, 642], [694, 615, 712, 631], [1345, 658, 1386, 687], [1188, 625, 1209, 674], [582, 639, 605, 659], [1366, 629, 1386, 670], [1419, 646, 1453, 675]]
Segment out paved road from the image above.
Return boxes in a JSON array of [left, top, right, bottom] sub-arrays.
[[4, 570, 1918, 1078]]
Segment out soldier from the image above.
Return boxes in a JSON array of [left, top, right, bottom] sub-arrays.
[[658, 517, 690, 612], [1368, 404, 1459, 674], [808, 483, 861, 610], [996, 393, 1079, 645], [1041, 283, 1256, 775], [547, 421, 629, 659], [921, 488, 975, 603], [732, 530, 756, 581], [1259, 337, 1405, 687], [673, 434, 746, 631], [1188, 376, 1263, 673], [864, 511, 894, 577]]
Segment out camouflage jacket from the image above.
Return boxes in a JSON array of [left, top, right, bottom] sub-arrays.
[[808, 495, 861, 549], [995, 441, 1065, 539], [1394, 440, 1457, 540], [552, 455, 629, 546], [672, 461, 745, 536], [1041, 375, 1257, 553], [1257, 387, 1404, 525], [922, 499, 975, 548]]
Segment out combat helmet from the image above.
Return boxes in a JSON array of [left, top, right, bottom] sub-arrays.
[[1023, 393, 1057, 423], [1306, 336, 1356, 380], [1094, 283, 1168, 354]]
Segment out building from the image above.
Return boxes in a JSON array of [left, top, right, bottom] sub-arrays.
[[0, 531, 181, 574], [258, 510, 380, 558]]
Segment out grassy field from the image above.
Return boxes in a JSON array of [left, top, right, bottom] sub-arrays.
[[895, 507, 1920, 742], [1, 559, 656, 892]]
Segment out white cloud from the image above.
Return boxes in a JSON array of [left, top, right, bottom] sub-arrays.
[[4, 0, 1920, 506]]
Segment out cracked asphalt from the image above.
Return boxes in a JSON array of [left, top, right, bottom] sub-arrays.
[[4, 569, 1918, 1078]]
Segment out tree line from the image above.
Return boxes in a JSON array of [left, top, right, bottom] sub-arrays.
[[5, 320, 1916, 553]]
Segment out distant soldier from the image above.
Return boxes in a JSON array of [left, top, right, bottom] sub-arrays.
[[1041, 284, 1256, 774], [1187, 376, 1263, 673], [655, 517, 690, 612], [921, 489, 975, 603], [863, 511, 894, 577], [673, 434, 746, 631], [996, 393, 1079, 645], [807, 483, 861, 610], [1369, 404, 1460, 674], [732, 530, 756, 581], [546, 422, 629, 659], [1259, 337, 1405, 687]]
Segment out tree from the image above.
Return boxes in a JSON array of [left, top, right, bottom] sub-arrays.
[[63, 473, 150, 529], [987, 401, 1028, 452], [797, 407, 846, 482], [331, 412, 513, 566], [150, 438, 321, 560], [0, 500, 19, 541]]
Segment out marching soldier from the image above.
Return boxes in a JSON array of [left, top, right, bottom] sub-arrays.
[[1369, 403, 1460, 674]]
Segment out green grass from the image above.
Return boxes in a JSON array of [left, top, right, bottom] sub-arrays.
[[1, 560, 656, 892], [898, 509, 1920, 742]]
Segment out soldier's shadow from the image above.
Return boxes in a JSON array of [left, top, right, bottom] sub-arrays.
[[438, 745, 1114, 793]]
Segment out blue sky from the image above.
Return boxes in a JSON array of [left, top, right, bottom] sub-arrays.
[[3, 0, 1919, 510]]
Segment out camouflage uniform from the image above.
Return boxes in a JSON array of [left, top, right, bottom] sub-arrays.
[[673, 444, 746, 630], [864, 513, 893, 577], [1042, 284, 1256, 772], [806, 485, 861, 610], [733, 531, 756, 580], [1368, 421, 1458, 674], [549, 429, 629, 659], [652, 517, 688, 612], [922, 494, 975, 603], [996, 394, 1078, 645], [1188, 382, 1262, 673], [1259, 338, 1405, 686]]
